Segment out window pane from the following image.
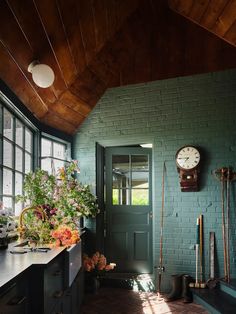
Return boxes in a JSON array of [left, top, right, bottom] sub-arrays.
[[131, 155, 148, 171], [3, 140, 13, 167], [2, 197, 13, 212], [15, 202, 23, 216], [3, 109, 13, 140], [112, 188, 130, 205], [25, 128, 32, 152], [112, 155, 130, 188], [131, 171, 149, 188], [15, 120, 23, 147], [131, 189, 149, 205], [53, 142, 66, 159], [15, 147, 23, 172], [15, 173, 23, 196], [25, 153, 32, 173], [41, 138, 52, 156], [41, 158, 52, 174], [3, 168, 13, 195], [53, 160, 64, 174]]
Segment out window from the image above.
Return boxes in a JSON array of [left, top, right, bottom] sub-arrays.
[[112, 154, 149, 205], [0, 99, 36, 216], [41, 135, 71, 175]]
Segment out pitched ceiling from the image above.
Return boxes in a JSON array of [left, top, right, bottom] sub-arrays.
[[0, 0, 236, 135]]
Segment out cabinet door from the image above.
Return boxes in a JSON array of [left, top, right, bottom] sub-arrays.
[[0, 283, 28, 314], [44, 254, 64, 314]]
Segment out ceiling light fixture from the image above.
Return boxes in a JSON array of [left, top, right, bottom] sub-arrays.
[[28, 61, 55, 88], [140, 143, 153, 148]]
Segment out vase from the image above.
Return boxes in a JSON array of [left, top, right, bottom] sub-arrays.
[[85, 273, 100, 294]]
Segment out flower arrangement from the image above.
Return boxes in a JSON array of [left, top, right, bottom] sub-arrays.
[[51, 225, 80, 247], [16, 160, 99, 246], [83, 252, 116, 276]]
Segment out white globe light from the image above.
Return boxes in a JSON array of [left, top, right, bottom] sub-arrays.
[[28, 62, 55, 88]]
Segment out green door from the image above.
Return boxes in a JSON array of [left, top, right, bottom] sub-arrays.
[[105, 146, 152, 273]]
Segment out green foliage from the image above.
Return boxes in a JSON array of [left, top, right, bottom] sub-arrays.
[[16, 169, 56, 207]]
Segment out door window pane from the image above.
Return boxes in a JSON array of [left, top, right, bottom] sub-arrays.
[[15, 120, 23, 147], [15, 147, 23, 172], [131, 189, 149, 205], [41, 138, 52, 156], [15, 173, 23, 196], [131, 155, 148, 171], [112, 155, 130, 188], [3, 168, 13, 195], [3, 140, 13, 167], [25, 153, 32, 173], [112, 188, 130, 205], [112, 189, 119, 205], [53, 142, 66, 159], [131, 171, 149, 188], [25, 128, 32, 152], [3, 109, 13, 140]]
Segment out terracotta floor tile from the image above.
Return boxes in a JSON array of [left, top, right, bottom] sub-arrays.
[[81, 288, 208, 314]]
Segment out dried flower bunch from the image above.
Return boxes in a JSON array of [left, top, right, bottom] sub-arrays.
[[16, 160, 99, 245], [83, 252, 116, 276]]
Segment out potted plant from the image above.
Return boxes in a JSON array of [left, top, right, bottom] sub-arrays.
[[83, 252, 116, 293]]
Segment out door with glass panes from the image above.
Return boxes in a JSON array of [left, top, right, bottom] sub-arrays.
[[105, 146, 152, 273]]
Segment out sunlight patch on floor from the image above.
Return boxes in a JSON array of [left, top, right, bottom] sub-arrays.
[[132, 274, 155, 292]]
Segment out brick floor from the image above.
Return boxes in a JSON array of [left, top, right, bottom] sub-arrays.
[[81, 287, 208, 314]]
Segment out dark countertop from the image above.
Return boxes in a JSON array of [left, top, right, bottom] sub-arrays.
[[0, 242, 65, 289]]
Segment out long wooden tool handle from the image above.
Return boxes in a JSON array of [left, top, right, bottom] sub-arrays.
[[209, 232, 215, 279], [196, 218, 200, 284], [226, 168, 230, 283], [221, 173, 228, 281], [199, 214, 203, 283]]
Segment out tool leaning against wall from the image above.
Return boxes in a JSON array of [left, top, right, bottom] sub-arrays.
[[213, 167, 236, 283], [157, 161, 166, 300]]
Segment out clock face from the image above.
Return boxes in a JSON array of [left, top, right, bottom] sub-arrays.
[[176, 146, 200, 170]]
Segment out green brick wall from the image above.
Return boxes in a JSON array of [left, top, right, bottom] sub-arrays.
[[73, 69, 236, 291]]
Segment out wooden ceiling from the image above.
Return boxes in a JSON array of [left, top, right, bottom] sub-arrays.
[[169, 0, 236, 48], [0, 0, 236, 135]]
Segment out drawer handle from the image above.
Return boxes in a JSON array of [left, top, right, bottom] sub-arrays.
[[8, 296, 27, 306], [53, 270, 62, 276], [53, 290, 63, 299]]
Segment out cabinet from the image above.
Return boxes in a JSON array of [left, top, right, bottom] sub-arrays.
[[29, 252, 64, 314], [0, 273, 29, 314], [0, 244, 84, 314]]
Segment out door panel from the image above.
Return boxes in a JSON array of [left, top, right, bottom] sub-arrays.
[[105, 146, 152, 273]]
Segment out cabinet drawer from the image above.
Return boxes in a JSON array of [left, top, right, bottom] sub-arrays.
[[0, 284, 28, 314], [44, 254, 64, 314]]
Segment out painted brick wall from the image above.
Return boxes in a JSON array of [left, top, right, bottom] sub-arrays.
[[73, 69, 236, 291]]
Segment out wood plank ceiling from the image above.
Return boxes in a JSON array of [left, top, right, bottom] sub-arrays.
[[0, 0, 236, 135], [169, 0, 236, 48]]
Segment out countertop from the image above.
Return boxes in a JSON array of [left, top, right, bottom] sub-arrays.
[[0, 242, 65, 289]]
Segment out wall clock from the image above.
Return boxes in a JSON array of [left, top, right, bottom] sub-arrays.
[[175, 146, 200, 192]]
